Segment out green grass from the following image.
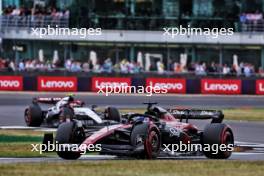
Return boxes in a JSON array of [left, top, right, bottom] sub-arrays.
[[223, 109, 264, 121], [0, 130, 53, 157], [0, 160, 264, 176], [0, 135, 42, 143], [0, 143, 53, 157]]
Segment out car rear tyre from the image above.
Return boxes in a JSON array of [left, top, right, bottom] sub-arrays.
[[59, 107, 74, 122], [105, 107, 121, 122], [55, 121, 85, 160], [24, 104, 43, 127], [202, 123, 234, 159]]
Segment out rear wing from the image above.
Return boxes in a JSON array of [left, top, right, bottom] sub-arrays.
[[32, 97, 62, 104], [167, 109, 224, 123]]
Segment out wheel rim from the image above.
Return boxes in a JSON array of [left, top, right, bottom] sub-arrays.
[[24, 109, 31, 125], [150, 131, 159, 152], [222, 130, 233, 157], [145, 130, 160, 158]]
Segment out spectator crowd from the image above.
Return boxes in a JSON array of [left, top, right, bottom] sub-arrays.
[[1, 5, 70, 28], [0, 56, 259, 77], [171, 61, 256, 77], [0, 57, 143, 74], [2, 5, 70, 18], [240, 11, 264, 32]]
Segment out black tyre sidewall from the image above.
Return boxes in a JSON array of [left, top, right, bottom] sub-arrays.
[[55, 122, 82, 160], [202, 123, 234, 159], [25, 104, 43, 127], [105, 107, 121, 122]]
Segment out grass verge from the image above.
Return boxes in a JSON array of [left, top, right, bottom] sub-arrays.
[[0, 130, 54, 157], [0, 143, 53, 157], [0, 160, 264, 176]]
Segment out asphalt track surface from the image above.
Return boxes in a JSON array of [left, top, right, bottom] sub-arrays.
[[0, 92, 264, 162]]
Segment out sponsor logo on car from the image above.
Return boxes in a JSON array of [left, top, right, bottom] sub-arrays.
[[91, 77, 131, 92], [256, 80, 264, 94], [0, 76, 23, 91], [146, 78, 186, 93], [38, 76, 77, 91], [201, 79, 241, 94]]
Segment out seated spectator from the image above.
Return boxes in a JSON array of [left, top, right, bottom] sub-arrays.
[[102, 58, 113, 73], [8, 60, 16, 72], [11, 6, 21, 16], [223, 64, 231, 75], [207, 62, 217, 73], [195, 62, 206, 76], [93, 61, 101, 73], [18, 59, 25, 71], [230, 65, 238, 75], [65, 59, 72, 71], [173, 62, 182, 73], [82, 62, 90, 72], [127, 61, 135, 74], [244, 63, 251, 77], [120, 59, 129, 73], [133, 62, 142, 73], [0, 58, 5, 69], [259, 67, 264, 77], [156, 60, 164, 74]]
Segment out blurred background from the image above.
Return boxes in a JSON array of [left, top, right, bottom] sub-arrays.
[[0, 0, 263, 77]]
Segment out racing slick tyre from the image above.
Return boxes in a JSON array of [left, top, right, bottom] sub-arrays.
[[24, 104, 43, 127], [202, 123, 234, 159], [105, 107, 121, 122], [58, 107, 75, 122], [131, 123, 161, 159], [55, 121, 85, 160]]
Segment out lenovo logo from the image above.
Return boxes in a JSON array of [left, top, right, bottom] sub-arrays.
[[0, 80, 20, 88], [150, 82, 183, 90], [201, 79, 241, 94], [204, 83, 239, 91], [258, 83, 264, 91], [256, 80, 264, 94], [92, 77, 131, 92], [38, 77, 77, 91], [146, 78, 186, 93], [0, 76, 23, 91], [41, 80, 74, 88], [95, 81, 129, 88]]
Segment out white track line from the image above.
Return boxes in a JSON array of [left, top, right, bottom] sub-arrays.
[[0, 126, 56, 132]]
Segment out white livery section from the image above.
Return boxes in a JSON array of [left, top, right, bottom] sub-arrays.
[[74, 107, 103, 124]]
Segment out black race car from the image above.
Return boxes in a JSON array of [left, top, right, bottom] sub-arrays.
[[53, 103, 234, 160]]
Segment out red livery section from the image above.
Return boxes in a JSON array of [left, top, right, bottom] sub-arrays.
[[256, 80, 264, 95], [38, 76, 77, 92], [201, 79, 241, 95], [91, 77, 131, 92], [0, 76, 23, 91], [146, 78, 186, 93]]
